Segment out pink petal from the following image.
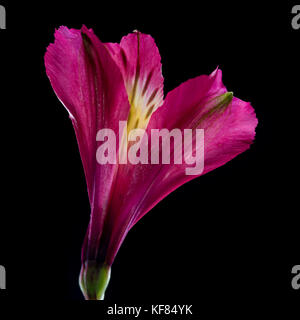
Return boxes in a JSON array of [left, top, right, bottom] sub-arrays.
[[137, 69, 257, 222], [45, 26, 131, 261], [101, 69, 257, 265], [45, 26, 95, 201], [106, 31, 164, 130]]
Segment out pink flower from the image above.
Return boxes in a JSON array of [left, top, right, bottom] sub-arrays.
[[45, 26, 258, 300]]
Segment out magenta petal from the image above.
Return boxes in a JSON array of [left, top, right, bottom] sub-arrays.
[[45, 26, 131, 262], [135, 69, 257, 223], [100, 70, 257, 265], [45, 26, 96, 201], [106, 31, 164, 130], [45, 26, 130, 201], [106, 31, 164, 104]]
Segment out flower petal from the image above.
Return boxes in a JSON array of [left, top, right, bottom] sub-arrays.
[[45, 26, 95, 200], [100, 69, 257, 265], [45, 26, 131, 261], [106, 31, 164, 132], [136, 69, 257, 222]]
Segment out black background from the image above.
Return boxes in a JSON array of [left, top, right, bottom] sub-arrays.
[[0, 0, 299, 314]]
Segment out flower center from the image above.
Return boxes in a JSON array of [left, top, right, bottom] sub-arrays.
[[126, 76, 161, 136]]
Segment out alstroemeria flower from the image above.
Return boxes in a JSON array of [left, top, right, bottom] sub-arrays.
[[45, 26, 258, 300]]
